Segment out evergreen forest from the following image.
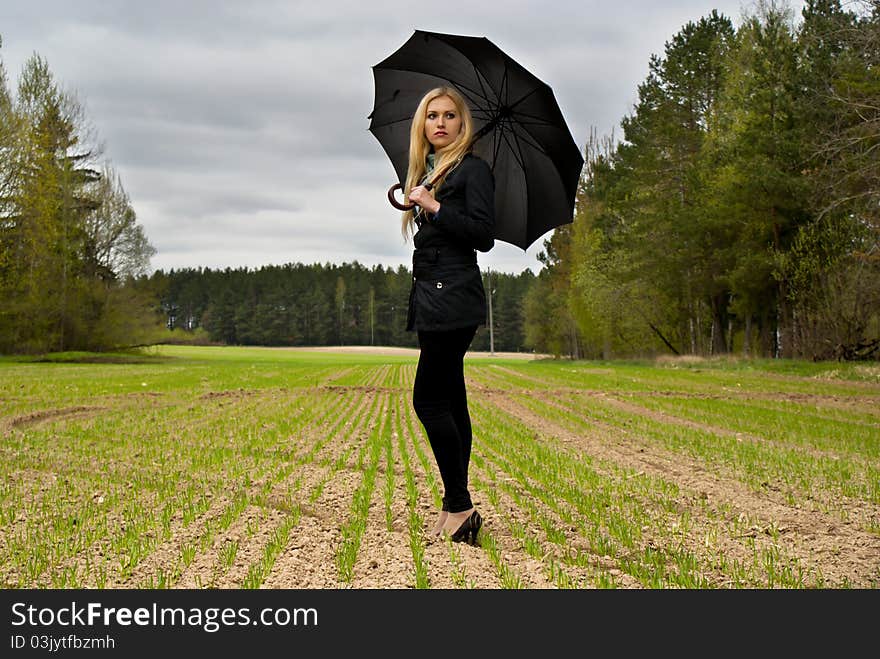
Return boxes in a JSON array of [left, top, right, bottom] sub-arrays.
[[2, 1, 877, 360]]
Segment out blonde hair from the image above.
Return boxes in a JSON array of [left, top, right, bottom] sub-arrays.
[[401, 86, 474, 239]]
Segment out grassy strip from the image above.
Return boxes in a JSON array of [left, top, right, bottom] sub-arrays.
[[189, 389, 371, 589], [471, 360, 878, 397], [519, 391, 880, 509], [627, 394, 880, 458], [469, 454, 596, 589], [470, 400, 665, 586], [335, 394, 388, 582], [393, 396, 430, 588], [471, 397, 825, 588], [124, 388, 352, 588], [304, 392, 375, 505], [181, 390, 354, 589], [2, 393, 277, 586], [241, 513, 301, 589], [3, 388, 348, 588]]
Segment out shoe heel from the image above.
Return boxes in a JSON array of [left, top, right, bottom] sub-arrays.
[[450, 510, 482, 545], [468, 511, 482, 545]]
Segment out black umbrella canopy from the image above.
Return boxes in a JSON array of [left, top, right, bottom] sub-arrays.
[[368, 30, 584, 251]]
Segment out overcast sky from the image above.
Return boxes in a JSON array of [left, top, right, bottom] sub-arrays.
[[0, 1, 806, 275]]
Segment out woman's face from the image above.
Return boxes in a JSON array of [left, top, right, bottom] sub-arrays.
[[424, 95, 462, 151]]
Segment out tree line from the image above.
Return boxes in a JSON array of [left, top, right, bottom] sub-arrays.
[[528, 0, 879, 360], [0, 39, 156, 354], [144, 264, 535, 353]]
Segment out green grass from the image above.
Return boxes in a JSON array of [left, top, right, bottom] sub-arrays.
[[1, 345, 877, 589]]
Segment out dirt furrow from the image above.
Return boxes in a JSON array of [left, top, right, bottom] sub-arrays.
[[347, 395, 419, 588], [210, 505, 291, 588], [465, 456, 568, 589], [467, 424, 644, 589], [597, 393, 871, 465], [157, 491, 248, 589], [126, 391, 347, 588], [262, 391, 383, 588], [553, 389, 879, 512], [483, 390, 880, 587]]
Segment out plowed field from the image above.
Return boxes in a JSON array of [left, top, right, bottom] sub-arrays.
[[2, 346, 878, 588]]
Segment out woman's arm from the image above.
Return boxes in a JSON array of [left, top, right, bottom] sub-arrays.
[[430, 159, 495, 252]]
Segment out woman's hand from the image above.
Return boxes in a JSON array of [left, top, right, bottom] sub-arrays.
[[408, 186, 440, 214]]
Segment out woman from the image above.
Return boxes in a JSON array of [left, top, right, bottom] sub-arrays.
[[403, 86, 494, 545]]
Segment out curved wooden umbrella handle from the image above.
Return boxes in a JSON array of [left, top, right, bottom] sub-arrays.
[[387, 181, 436, 211], [387, 183, 414, 211]]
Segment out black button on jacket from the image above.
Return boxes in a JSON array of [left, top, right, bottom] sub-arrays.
[[406, 153, 495, 332]]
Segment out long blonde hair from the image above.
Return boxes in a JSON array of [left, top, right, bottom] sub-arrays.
[[401, 86, 474, 239]]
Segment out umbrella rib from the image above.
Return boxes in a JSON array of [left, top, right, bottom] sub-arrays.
[[501, 62, 510, 111], [505, 123, 551, 159], [455, 83, 495, 108], [511, 112, 581, 192], [472, 63, 495, 111], [506, 85, 544, 111], [502, 84, 579, 166], [491, 125, 506, 168], [507, 112, 563, 126], [472, 64, 513, 145], [469, 63, 501, 141], [498, 123, 528, 170], [424, 33, 498, 105]]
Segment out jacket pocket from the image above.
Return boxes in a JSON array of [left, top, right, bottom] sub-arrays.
[[413, 266, 484, 328]]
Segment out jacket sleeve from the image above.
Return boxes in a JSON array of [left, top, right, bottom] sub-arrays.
[[433, 159, 495, 252]]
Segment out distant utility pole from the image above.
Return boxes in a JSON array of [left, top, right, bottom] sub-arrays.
[[369, 287, 375, 346], [487, 269, 495, 355]]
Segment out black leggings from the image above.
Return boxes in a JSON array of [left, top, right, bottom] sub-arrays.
[[412, 325, 478, 513]]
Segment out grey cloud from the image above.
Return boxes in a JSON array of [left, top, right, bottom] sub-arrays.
[[1, 0, 805, 276]]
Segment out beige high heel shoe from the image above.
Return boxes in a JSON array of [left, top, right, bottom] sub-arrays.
[[430, 510, 448, 536]]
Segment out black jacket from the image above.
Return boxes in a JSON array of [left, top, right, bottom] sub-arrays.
[[406, 154, 495, 332]]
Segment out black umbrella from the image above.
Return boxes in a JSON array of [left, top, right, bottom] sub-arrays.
[[368, 30, 584, 251]]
